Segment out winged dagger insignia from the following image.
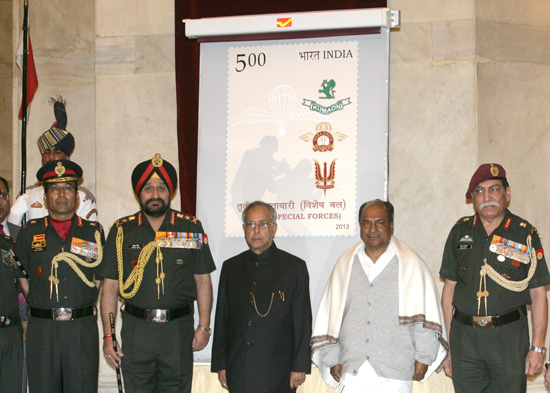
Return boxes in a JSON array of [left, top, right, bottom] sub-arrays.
[[314, 159, 337, 197]]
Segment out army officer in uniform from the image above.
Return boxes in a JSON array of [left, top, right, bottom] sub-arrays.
[[100, 154, 216, 393], [440, 163, 549, 393], [0, 234, 23, 392], [16, 160, 105, 393]]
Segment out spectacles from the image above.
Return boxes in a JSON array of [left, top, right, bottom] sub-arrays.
[[0, 192, 9, 201], [472, 185, 503, 196], [245, 220, 272, 230]]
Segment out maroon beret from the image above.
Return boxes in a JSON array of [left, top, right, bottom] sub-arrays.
[[465, 163, 507, 198]]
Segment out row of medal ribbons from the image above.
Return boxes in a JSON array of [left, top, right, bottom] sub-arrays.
[[490, 235, 531, 264], [155, 231, 204, 249]]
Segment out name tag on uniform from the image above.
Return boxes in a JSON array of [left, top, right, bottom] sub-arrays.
[[70, 238, 98, 259], [457, 244, 472, 250]]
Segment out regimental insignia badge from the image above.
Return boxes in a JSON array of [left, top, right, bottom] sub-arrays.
[[313, 130, 334, 152], [31, 201, 43, 208], [520, 222, 527, 227], [299, 122, 349, 153], [1, 249, 17, 271], [55, 162, 66, 175], [314, 159, 337, 197], [152, 153, 163, 168], [319, 79, 336, 99], [537, 249, 544, 260], [490, 163, 499, 177], [32, 234, 46, 252]]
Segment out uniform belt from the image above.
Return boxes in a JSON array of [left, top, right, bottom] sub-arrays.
[[0, 312, 19, 328], [454, 306, 527, 329], [124, 303, 192, 323], [30, 306, 95, 321]]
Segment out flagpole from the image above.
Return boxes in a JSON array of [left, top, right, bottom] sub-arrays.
[[20, 0, 29, 198]]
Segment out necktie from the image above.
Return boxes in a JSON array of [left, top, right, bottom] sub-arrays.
[[0, 223, 5, 236]]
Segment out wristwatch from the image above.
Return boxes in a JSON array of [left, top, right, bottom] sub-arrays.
[[529, 345, 547, 356], [197, 324, 212, 336]]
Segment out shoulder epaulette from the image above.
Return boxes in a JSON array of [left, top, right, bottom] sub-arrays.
[[454, 215, 473, 226], [115, 214, 136, 228], [174, 211, 199, 225], [84, 219, 104, 231], [25, 218, 44, 227]]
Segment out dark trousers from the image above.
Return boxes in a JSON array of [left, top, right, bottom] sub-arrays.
[[27, 316, 99, 393], [121, 313, 194, 393], [450, 315, 529, 393], [0, 323, 23, 393]]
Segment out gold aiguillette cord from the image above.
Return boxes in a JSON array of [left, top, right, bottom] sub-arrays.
[[477, 259, 489, 316]]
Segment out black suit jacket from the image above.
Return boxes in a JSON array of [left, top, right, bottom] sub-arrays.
[[7, 222, 20, 240], [211, 243, 312, 393]]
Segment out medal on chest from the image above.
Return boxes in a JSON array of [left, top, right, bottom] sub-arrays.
[[489, 235, 531, 265]]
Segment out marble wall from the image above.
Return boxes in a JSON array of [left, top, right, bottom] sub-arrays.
[[8, 0, 550, 392], [95, 0, 180, 227], [1, 0, 12, 186]]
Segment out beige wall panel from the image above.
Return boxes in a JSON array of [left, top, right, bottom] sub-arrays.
[[96, 36, 135, 75], [0, 0, 12, 184], [0, 1, 12, 65], [477, 21, 550, 64], [135, 34, 174, 74], [389, 0, 474, 23], [31, 0, 94, 50], [477, 62, 550, 241], [477, 0, 550, 26], [0, 78, 12, 182], [391, 23, 433, 64], [95, 72, 179, 230], [433, 20, 476, 62], [389, 62, 477, 278], [96, 0, 174, 38]]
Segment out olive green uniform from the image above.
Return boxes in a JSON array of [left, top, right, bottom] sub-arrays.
[[99, 209, 216, 393], [15, 216, 104, 393], [0, 234, 23, 392], [440, 210, 550, 393]]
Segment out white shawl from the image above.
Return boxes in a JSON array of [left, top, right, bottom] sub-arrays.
[[311, 237, 448, 388]]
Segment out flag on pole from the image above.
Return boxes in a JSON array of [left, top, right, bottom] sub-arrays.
[[16, 28, 38, 119]]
